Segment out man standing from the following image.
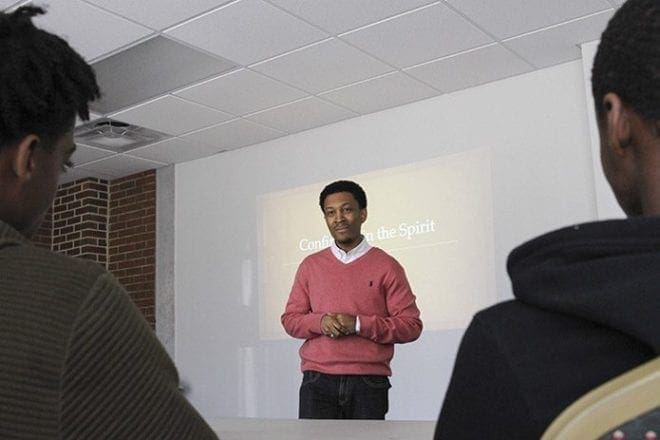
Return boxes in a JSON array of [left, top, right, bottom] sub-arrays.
[[0, 7, 217, 439], [435, 0, 660, 438], [281, 180, 422, 419]]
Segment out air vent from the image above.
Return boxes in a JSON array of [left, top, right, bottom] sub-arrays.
[[74, 117, 171, 152]]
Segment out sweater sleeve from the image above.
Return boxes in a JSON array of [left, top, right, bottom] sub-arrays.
[[60, 273, 218, 440], [434, 316, 536, 440], [358, 261, 422, 344], [281, 261, 325, 339]]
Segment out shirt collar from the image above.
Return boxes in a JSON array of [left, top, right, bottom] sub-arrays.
[[330, 235, 371, 264]]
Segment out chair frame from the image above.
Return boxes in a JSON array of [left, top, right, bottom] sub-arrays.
[[542, 357, 660, 439]]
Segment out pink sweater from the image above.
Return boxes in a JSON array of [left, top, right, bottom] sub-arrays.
[[281, 247, 422, 376]]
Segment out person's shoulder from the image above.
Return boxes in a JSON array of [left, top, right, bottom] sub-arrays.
[[474, 299, 530, 319], [1, 244, 124, 339], [474, 299, 556, 326], [300, 247, 333, 265], [471, 299, 597, 343], [365, 246, 403, 267], [9, 243, 110, 295], [31, 244, 105, 275], [365, 246, 391, 259]]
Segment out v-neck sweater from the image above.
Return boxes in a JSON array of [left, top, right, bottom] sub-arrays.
[[282, 247, 422, 376]]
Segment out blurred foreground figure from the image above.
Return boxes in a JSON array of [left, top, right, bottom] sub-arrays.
[[435, 0, 660, 438], [0, 7, 218, 439]]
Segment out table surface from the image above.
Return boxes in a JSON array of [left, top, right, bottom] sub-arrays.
[[207, 417, 436, 440]]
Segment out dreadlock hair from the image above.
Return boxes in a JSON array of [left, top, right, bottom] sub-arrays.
[[319, 180, 367, 211], [592, 0, 659, 128], [0, 5, 100, 150]]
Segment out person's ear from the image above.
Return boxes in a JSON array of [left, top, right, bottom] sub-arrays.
[[602, 92, 632, 157], [11, 134, 40, 180], [360, 208, 367, 223]]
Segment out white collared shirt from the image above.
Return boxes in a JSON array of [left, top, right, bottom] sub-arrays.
[[329, 236, 371, 334], [330, 235, 371, 264]]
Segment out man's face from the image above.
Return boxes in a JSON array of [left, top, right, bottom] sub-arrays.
[[322, 191, 367, 251], [16, 130, 76, 236]]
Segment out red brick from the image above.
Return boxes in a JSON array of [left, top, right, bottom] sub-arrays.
[[41, 171, 155, 327]]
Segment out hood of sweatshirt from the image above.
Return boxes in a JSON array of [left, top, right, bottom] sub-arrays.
[[507, 216, 660, 354]]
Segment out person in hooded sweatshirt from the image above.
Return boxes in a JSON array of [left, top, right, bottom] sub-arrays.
[[434, 1, 660, 438]]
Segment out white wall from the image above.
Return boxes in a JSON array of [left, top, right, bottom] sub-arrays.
[[173, 59, 599, 420]]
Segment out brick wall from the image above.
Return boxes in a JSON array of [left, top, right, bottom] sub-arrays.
[[108, 171, 156, 327], [32, 170, 157, 328], [52, 179, 108, 265]]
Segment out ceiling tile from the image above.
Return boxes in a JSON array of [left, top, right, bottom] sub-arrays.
[[127, 137, 224, 164], [504, 11, 614, 68], [84, 0, 233, 30], [0, 1, 20, 9], [183, 119, 285, 151], [71, 144, 116, 166], [342, 3, 492, 68], [175, 69, 307, 115], [165, 0, 328, 65], [76, 154, 166, 179], [269, 0, 437, 34], [22, 0, 625, 185], [406, 44, 532, 93], [252, 38, 393, 94], [90, 36, 236, 114], [247, 97, 357, 133], [32, 0, 152, 61], [109, 95, 233, 135], [320, 72, 440, 115], [445, 0, 612, 40], [58, 167, 113, 185]]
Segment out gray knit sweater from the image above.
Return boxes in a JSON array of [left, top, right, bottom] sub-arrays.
[[0, 220, 218, 439]]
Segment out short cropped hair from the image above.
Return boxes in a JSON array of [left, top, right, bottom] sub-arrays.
[[592, 0, 659, 124], [0, 6, 100, 150], [319, 180, 367, 211]]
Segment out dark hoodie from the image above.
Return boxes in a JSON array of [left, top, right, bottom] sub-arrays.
[[435, 217, 660, 439]]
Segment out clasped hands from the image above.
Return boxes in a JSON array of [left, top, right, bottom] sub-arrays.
[[321, 313, 356, 339]]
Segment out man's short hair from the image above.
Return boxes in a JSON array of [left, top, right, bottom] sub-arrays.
[[592, 0, 659, 124], [319, 180, 367, 211], [0, 6, 100, 150]]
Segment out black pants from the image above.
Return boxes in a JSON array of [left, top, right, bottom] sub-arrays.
[[299, 370, 390, 419]]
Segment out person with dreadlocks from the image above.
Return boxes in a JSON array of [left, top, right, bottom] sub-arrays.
[[0, 7, 218, 439], [434, 0, 660, 438]]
